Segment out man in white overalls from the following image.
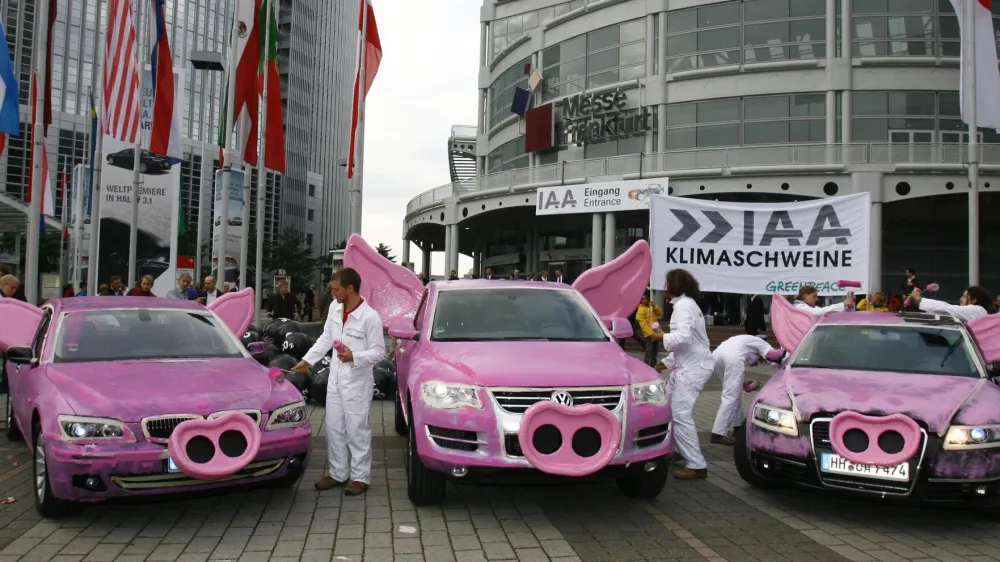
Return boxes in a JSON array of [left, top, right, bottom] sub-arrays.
[[293, 268, 385, 496]]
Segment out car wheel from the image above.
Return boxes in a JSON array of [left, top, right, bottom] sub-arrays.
[[616, 454, 669, 499], [733, 424, 779, 489], [405, 403, 446, 506], [139, 162, 147, 173], [33, 423, 75, 518], [5, 394, 22, 441], [394, 392, 407, 437]]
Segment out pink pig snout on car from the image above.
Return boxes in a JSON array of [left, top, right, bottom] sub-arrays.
[[517, 402, 622, 476], [167, 412, 262, 480], [829, 411, 922, 467]]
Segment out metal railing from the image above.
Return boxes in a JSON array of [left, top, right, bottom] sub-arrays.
[[450, 125, 478, 138], [406, 142, 1000, 216]]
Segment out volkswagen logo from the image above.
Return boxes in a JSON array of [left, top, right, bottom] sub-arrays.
[[550, 390, 573, 406]]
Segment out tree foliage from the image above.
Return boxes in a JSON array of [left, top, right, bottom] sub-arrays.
[[0, 231, 63, 273], [262, 228, 326, 292], [375, 243, 396, 263]]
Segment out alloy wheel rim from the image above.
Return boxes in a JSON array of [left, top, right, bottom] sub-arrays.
[[35, 435, 46, 503]]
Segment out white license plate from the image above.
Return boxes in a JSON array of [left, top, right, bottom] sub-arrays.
[[820, 452, 909, 482], [167, 457, 180, 473]]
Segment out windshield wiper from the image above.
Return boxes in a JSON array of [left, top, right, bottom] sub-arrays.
[[939, 335, 964, 368]]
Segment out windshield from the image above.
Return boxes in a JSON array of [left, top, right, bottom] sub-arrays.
[[430, 288, 610, 342], [791, 324, 980, 377], [53, 309, 245, 363]]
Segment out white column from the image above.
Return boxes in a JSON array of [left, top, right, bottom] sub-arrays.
[[591, 213, 603, 267], [657, 11, 667, 164], [473, 246, 481, 277], [870, 199, 883, 293], [825, 0, 836, 163], [965, 1, 980, 286], [604, 212, 616, 263], [422, 244, 432, 277], [644, 15, 655, 155], [450, 225, 460, 275], [401, 239, 410, 265], [444, 227, 452, 273], [840, 0, 852, 151]]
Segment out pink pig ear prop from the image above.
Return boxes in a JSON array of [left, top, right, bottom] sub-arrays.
[[968, 313, 1000, 364], [572, 240, 652, 324], [343, 233, 424, 329], [764, 348, 787, 363], [0, 298, 45, 351], [769, 293, 816, 353], [207, 287, 255, 338]]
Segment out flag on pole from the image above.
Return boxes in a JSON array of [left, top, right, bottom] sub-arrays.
[[103, 0, 141, 143], [86, 89, 97, 216], [27, 73, 55, 233], [260, 0, 285, 173], [950, 0, 1000, 129], [149, 0, 181, 163], [219, 0, 262, 166], [347, 0, 382, 179], [0, 14, 20, 155]]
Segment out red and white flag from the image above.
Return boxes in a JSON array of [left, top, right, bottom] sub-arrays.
[[27, 74, 54, 221], [950, 0, 1000, 129], [102, 0, 141, 143], [347, 0, 382, 179], [148, 0, 181, 161], [234, 0, 262, 165]]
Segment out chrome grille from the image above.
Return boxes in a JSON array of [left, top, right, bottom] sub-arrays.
[[142, 410, 262, 441], [490, 387, 624, 414]]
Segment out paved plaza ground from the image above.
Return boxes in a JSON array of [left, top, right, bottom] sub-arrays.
[[1, 362, 999, 562]]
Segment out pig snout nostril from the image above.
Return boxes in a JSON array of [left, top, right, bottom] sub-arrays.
[[186, 436, 216, 464], [219, 430, 249, 458], [571, 427, 602, 458], [843, 429, 869, 453], [878, 430, 905, 454], [532, 424, 562, 455]]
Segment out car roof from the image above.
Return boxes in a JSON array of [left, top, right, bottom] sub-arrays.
[[427, 279, 576, 292], [816, 311, 963, 327], [50, 297, 208, 313]]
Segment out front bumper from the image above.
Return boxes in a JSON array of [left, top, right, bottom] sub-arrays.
[[413, 386, 673, 477], [45, 424, 312, 502]]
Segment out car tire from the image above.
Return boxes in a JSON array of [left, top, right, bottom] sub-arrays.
[[32, 422, 75, 518], [139, 162, 147, 173], [405, 403, 446, 506], [616, 454, 669, 499], [394, 392, 407, 437], [733, 424, 779, 489], [5, 395, 22, 441]]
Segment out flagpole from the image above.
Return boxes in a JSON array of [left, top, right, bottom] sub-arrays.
[[350, 0, 369, 235], [26, 0, 50, 304], [88, 108, 104, 295], [965, 0, 980, 287], [59, 168, 67, 290], [127, 0, 148, 288], [255, 0, 273, 310], [218, 5, 239, 288], [73, 164, 84, 290]]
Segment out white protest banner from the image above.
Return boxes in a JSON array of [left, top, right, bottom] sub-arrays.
[[535, 179, 668, 216], [649, 193, 870, 296]]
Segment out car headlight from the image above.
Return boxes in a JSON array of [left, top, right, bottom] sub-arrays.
[[266, 402, 307, 430], [58, 415, 132, 441], [631, 380, 668, 406], [751, 404, 798, 436], [421, 382, 482, 409], [944, 425, 1000, 450]]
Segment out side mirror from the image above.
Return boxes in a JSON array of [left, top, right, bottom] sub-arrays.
[[248, 342, 266, 355], [7, 346, 36, 366], [388, 317, 419, 341], [609, 317, 634, 339]]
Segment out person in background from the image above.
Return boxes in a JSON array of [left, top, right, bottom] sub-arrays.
[[75, 281, 88, 297], [528, 271, 536, 281], [553, 269, 564, 283], [166, 273, 194, 300], [0, 275, 19, 298], [653, 268, 715, 480], [510, 269, 521, 280], [994, 295, 1000, 314], [197, 276, 224, 305], [744, 294, 766, 336], [108, 276, 126, 296], [483, 268, 496, 280], [62, 285, 74, 297], [911, 285, 995, 323], [636, 294, 663, 367], [304, 284, 316, 321], [267, 280, 300, 319], [127, 275, 156, 296], [793, 285, 853, 316], [319, 280, 336, 322], [417, 272, 428, 285], [857, 291, 888, 312], [537, 270, 550, 282], [98, 283, 110, 296], [448, 270, 459, 280], [901, 268, 919, 297]]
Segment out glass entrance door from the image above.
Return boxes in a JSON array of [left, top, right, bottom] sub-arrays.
[[889, 130, 935, 163]]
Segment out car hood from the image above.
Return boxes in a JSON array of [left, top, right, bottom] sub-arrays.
[[416, 341, 640, 387], [45, 358, 286, 421], [784, 367, 984, 433]]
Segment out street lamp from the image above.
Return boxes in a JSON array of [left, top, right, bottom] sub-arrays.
[[189, 50, 224, 284]]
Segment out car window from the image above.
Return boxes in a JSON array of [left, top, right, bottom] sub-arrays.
[[413, 290, 428, 332], [791, 324, 979, 377], [430, 288, 609, 342], [32, 308, 53, 359], [53, 308, 245, 363]]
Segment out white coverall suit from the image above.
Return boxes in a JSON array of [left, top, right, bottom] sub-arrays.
[[917, 298, 988, 323], [302, 300, 386, 484], [710, 335, 778, 436], [661, 295, 715, 471], [793, 300, 845, 315]]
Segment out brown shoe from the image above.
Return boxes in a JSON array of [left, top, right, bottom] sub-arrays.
[[674, 467, 708, 480], [711, 434, 735, 446], [344, 481, 369, 496], [314, 476, 346, 491]]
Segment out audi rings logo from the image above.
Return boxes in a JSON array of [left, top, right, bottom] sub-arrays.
[[550, 390, 573, 406]]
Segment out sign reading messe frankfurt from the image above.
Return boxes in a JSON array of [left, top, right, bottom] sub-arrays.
[[649, 193, 870, 296], [536, 180, 668, 215]]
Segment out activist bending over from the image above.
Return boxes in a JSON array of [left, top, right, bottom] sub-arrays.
[[291, 268, 385, 496], [709, 335, 786, 446], [910, 285, 996, 323], [793, 285, 854, 316]]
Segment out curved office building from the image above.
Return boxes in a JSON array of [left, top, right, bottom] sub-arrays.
[[402, 0, 1000, 309]]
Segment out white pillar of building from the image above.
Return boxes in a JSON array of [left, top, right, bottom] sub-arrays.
[[444, 227, 452, 274], [657, 11, 667, 159], [840, 0, 853, 150], [473, 245, 481, 277], [825, 0, 837, 164], [401, 239, 410, 265], [591, 213, 603, 268], [422, 244, 432, 278], [644, 14, 655, 155], [450, 225, 460, 274], [604, 212, 616, 263]]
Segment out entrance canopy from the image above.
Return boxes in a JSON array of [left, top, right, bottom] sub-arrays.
[[0, 192, 64, 234]]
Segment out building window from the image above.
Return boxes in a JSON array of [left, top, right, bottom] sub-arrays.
[[308, 183, 315, 197], [307, 208, 314, 221], [489, 57, 531, 129], [664, 93, 826, 149], [491, 0, 584, 55], [487, 136, 528, 173], [541, 19, 646, 102], [306, 233, 313, 247], [842, 0, 1000, 58], [850, 90, 1000, 143]]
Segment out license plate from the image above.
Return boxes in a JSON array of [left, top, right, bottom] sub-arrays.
[[167, 457, 180, 473], [820, 452, 909, 481]]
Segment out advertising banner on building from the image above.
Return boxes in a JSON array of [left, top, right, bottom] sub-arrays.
[[649, 193, 870, 296], [535, 179, 669, 216], [95, 68, 184, 297], [69, 164, 92, 288], [211, 169, 245, 287]]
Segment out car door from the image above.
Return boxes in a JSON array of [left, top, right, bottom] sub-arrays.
[[9, 308, 52, 436], [395, 291, 427, 396]]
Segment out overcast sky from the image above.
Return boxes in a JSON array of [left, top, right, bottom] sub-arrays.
[[359, 0, 479, 276]]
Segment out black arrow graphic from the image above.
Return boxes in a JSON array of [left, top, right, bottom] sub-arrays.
[[701, 211, 732, 243], [669, 210, 701, 242]]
